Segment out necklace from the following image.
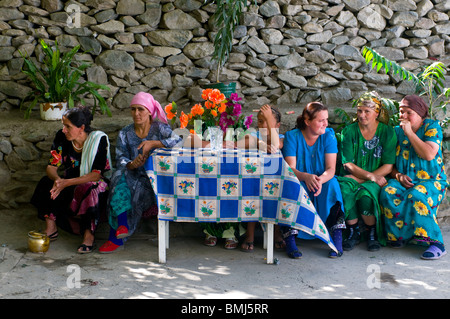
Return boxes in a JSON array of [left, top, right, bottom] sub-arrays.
[[72, 141, 83, 151]]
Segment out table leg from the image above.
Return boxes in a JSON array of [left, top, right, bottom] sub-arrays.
[[158, 219, 167, 264], [263, 226, 267, 249], [266, 223, 274, 264], [165, 220, 169, 249]]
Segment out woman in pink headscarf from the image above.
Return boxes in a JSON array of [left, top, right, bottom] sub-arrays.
[[99, 92, 182, 253]]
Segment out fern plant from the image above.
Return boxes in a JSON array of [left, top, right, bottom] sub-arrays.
[[20, 39, 111, 118]]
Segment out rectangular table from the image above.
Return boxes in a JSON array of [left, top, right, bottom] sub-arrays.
[[145, 148, 337, 263]]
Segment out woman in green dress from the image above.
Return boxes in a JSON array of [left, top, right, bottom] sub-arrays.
[[380, 95, 448, 260], [337, 92, 397, 252]]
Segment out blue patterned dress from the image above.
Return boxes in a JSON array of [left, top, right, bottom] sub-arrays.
[[380, 119, 448, 245], [108, 121, 182, 235]]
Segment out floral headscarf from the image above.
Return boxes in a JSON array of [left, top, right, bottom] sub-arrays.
[[356, 91, 382, 113], [356, 91, 391, 124]]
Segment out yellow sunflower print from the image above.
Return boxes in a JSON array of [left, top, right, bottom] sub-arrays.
[[413, 201, 429, 216], [402, 150, 409, 160], [416, 170, 430, 179], [384, 207, 393, 219], [427, 197, 434, 207], [385, 186, 397, 195], [393, 199, 402, 206], [425, 128, 437, 137], [395, 220, 404, 229], [414, 227, 428, 238], [414, 185, 427, 194], [387, 233, 397, 241], [396, 145, 400, 156], [434, 181, 442, 191]]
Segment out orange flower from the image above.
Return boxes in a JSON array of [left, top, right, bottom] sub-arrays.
[[191, 103, 204, 116], [165, 103, 176, 119], [202, 88, 213, 100], [180, 111, 189, 128], [211, 110, 218, 117], [218, 102, 226, 113], [204, 101, 212, 109], [208, 89, 226, 104]]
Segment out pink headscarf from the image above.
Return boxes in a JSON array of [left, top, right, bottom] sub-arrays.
[[130, 92, 168, 124]]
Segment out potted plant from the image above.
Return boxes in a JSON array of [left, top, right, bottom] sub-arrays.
[[204, 0, 255, 97], [20, 39, 111, 120]]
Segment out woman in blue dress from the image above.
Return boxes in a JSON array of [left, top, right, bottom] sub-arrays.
[[99, 92, 182, 253], [380, 95, 448, 260], [282, 102, 345, 258]]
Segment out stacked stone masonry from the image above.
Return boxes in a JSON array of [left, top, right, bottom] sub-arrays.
[[0, 0, 449, 221]]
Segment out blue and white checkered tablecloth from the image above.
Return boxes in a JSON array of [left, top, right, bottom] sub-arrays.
[[145, 148, 337, 253]]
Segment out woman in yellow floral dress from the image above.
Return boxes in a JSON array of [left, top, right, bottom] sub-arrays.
[[380, 95, 448, 260]]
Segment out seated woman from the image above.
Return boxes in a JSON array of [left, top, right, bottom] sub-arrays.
[[282, 102, 345, 258], [31, 107, 112, 254], [337, 91, 397, 253], [238, 104, 285, 253], [380, 95, 448, 260], [99, 92, 182, 253]]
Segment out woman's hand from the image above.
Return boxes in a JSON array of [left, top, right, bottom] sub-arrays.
[[223, 140, 236, 149], [368, 173, 387, 187], [396, 173, 414, 189], [50, 178, 68, 200], [128, 153, 148, 170], [304, 173, 322, 196]]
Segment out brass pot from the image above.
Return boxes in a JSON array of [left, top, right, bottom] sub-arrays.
[[28, 231, 50, 253]]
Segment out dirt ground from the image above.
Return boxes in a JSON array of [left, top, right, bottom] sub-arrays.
[[1, 205, 450, 302]]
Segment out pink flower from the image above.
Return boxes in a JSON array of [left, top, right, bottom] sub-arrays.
[[244, 115, 253, 129]]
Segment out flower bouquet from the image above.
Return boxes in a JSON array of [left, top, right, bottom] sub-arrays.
[[165, 89, 253, 141]]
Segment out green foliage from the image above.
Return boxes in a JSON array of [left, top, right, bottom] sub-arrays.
[[20, 39, 111, 119], [361, 46, 450, 129], [208, 0, 255, 82]]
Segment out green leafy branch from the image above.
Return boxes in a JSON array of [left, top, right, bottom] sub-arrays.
[[361, 46, 450, 128]]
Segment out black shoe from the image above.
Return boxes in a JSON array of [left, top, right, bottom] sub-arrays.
[[366, 225, 380, 252], [343, 231, 360, 251], [367, 239, 381, 251]]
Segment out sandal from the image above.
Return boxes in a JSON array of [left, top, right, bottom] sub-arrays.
[[224, 238, 238, 250], [203, 235, 217, 247], [421, 244, 447, 260], [274, 240, 286, 251], [240, 241, 254, 253], [77, 244, 94, 254], [47, 230, 58, 242]]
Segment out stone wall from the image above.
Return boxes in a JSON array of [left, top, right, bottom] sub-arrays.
[[0, 0, 449, 117], [0, 0, 450, 221]]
